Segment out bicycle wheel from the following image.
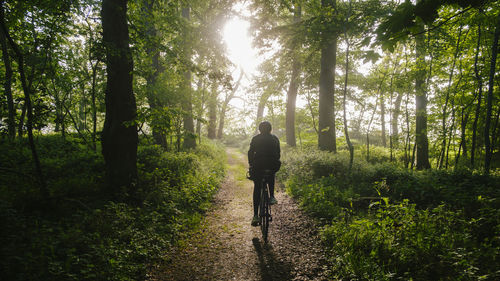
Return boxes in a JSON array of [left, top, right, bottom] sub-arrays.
[[260, 182, 270, 242]]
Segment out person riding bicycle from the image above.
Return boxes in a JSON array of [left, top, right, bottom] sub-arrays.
[[248, 121, 281, 226]]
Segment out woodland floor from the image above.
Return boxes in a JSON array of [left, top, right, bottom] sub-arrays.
[[148, 148, 332, 281]]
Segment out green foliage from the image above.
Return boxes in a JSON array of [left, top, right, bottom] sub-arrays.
[[279, 148, 500, 280], [324, 201, 500, 280], [0, 136, 225, 280]]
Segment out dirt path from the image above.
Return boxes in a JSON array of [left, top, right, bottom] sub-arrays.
[[148, 148, 331, 281]]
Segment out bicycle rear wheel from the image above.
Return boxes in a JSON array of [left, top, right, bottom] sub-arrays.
[[259, 182, 270, 242]]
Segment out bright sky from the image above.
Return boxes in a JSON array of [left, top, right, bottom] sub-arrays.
[[223, 17, 259, 78], [222, 3, 261, 132]]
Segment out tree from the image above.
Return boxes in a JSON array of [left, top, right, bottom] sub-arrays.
[[0, 0, 48, 197], [484, 11, 500, 174], [285, 2, 302, 147], [318, 0, 338, 152], [181, 5, 196, 149], [0, 8, 14, 139], [101, 0, 138, 196]]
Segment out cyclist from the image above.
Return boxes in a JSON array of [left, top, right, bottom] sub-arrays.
[[248, 121, 281, 226]]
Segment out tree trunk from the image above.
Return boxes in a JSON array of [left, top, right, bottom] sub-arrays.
[[380, 91, 386, 147], [285, 3, 301, 147], [256, 91, 272, 134], [456, 108, 469, 166], [471, 23, 482, 167], [217, 70, 243, 139], [318, 0, 337, 152], [484, 12, 500, 174], [342, 0, 353, 168], [143, 0, 166, 148], [0, 17, 14, 139], [342, 42, 353, 168], [1, 1, 47, 197], [439, 25, 462, 169], [445, 102, 456, 169], [392, 92, 403, 144], [414, 24, 431, 170], [404, 91, 410, 168], [91, 62, 99, 151], [181, 6, 196, 149], [207, 83, 217, 139], [101, 0, 138, 196]]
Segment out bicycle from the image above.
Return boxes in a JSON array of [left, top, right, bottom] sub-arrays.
[[259, 169, 273, 243]]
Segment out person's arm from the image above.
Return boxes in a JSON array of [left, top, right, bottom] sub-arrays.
[[248, 138, 255, 166]]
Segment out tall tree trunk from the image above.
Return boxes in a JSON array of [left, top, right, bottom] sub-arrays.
[[1, 1, 47, 197], [181, 6, 196, 149], [285, 3, 301, 147], [255, 92, 272, 134], [392, 92, 403, 144], [217, 70, 243, 139], [207, 83, 217, 139], [318, 0, 337, 152], [404, 91, 410, 168], [484, 12, 500, 174], [342, 0, 353, 168], [439, 25, 462, 169], [415, 24, 431, 170], [342, 39, 353, 168], [101, 0, 138, 196], [91, 62, 99, 151], [471, 23, 482, 167], [380, 91, 386, 147], [456, 108, 469, 166], [0, 17, 14, 139], [143, 0, 166, 148], [445, 101, 456, 169]]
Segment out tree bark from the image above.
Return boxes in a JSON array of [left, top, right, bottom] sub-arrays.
[[207, 83, 217, 139], [342, 0, 353, 168], [182, 6, 196, 149], [285, 3, 301, 147], [0, 15, 14, 139], [380, 91, 386, 147], [217, 70, 243, 139], [143, 0, 166, 148], [471, 23, 482, 167], [414, 25, 431, 170], [318, 0, 337, 152], [392, 92, 403, 144], [101, 0, 138, 195], [343, 38, 353, 168], [484, 12, 500, 174], [439, 25, 462, 169], [256, 91, 272, 134]]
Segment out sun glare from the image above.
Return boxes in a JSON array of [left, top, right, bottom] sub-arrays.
[[223, 17, 258, 75]]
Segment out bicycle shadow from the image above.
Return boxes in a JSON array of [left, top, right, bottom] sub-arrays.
[[252, 237, 293, 281]]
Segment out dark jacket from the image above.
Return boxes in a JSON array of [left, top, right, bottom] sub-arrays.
[[248, 133, 281, 173]]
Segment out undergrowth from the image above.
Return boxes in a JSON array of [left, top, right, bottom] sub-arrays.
[[278, 147, 500, 280], [0, 135, 225, 281]]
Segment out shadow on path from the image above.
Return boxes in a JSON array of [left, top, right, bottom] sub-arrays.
[[252, 238, 293, 281]]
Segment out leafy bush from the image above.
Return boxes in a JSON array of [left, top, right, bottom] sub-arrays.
[[279, 147, 500, 280], [0, 136, 226, 281]]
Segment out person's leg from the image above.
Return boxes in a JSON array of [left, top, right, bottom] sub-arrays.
[[253, 179, 261, 217], [269, 175, 275, 198]]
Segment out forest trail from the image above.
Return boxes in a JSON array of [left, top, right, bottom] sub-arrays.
[[149, 148, 331, 281]]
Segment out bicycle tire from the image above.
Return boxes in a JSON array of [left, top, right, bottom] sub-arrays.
[[260, 180, 270, 242]]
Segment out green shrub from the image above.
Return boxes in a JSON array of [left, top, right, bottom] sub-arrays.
[[279, 147, 500, 280], [0, 136, 226, 281]]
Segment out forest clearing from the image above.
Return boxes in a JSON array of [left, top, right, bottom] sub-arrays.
[[1, 0, 500, 280]]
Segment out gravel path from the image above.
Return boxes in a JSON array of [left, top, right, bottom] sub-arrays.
[[148, 148, 331, 281]]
